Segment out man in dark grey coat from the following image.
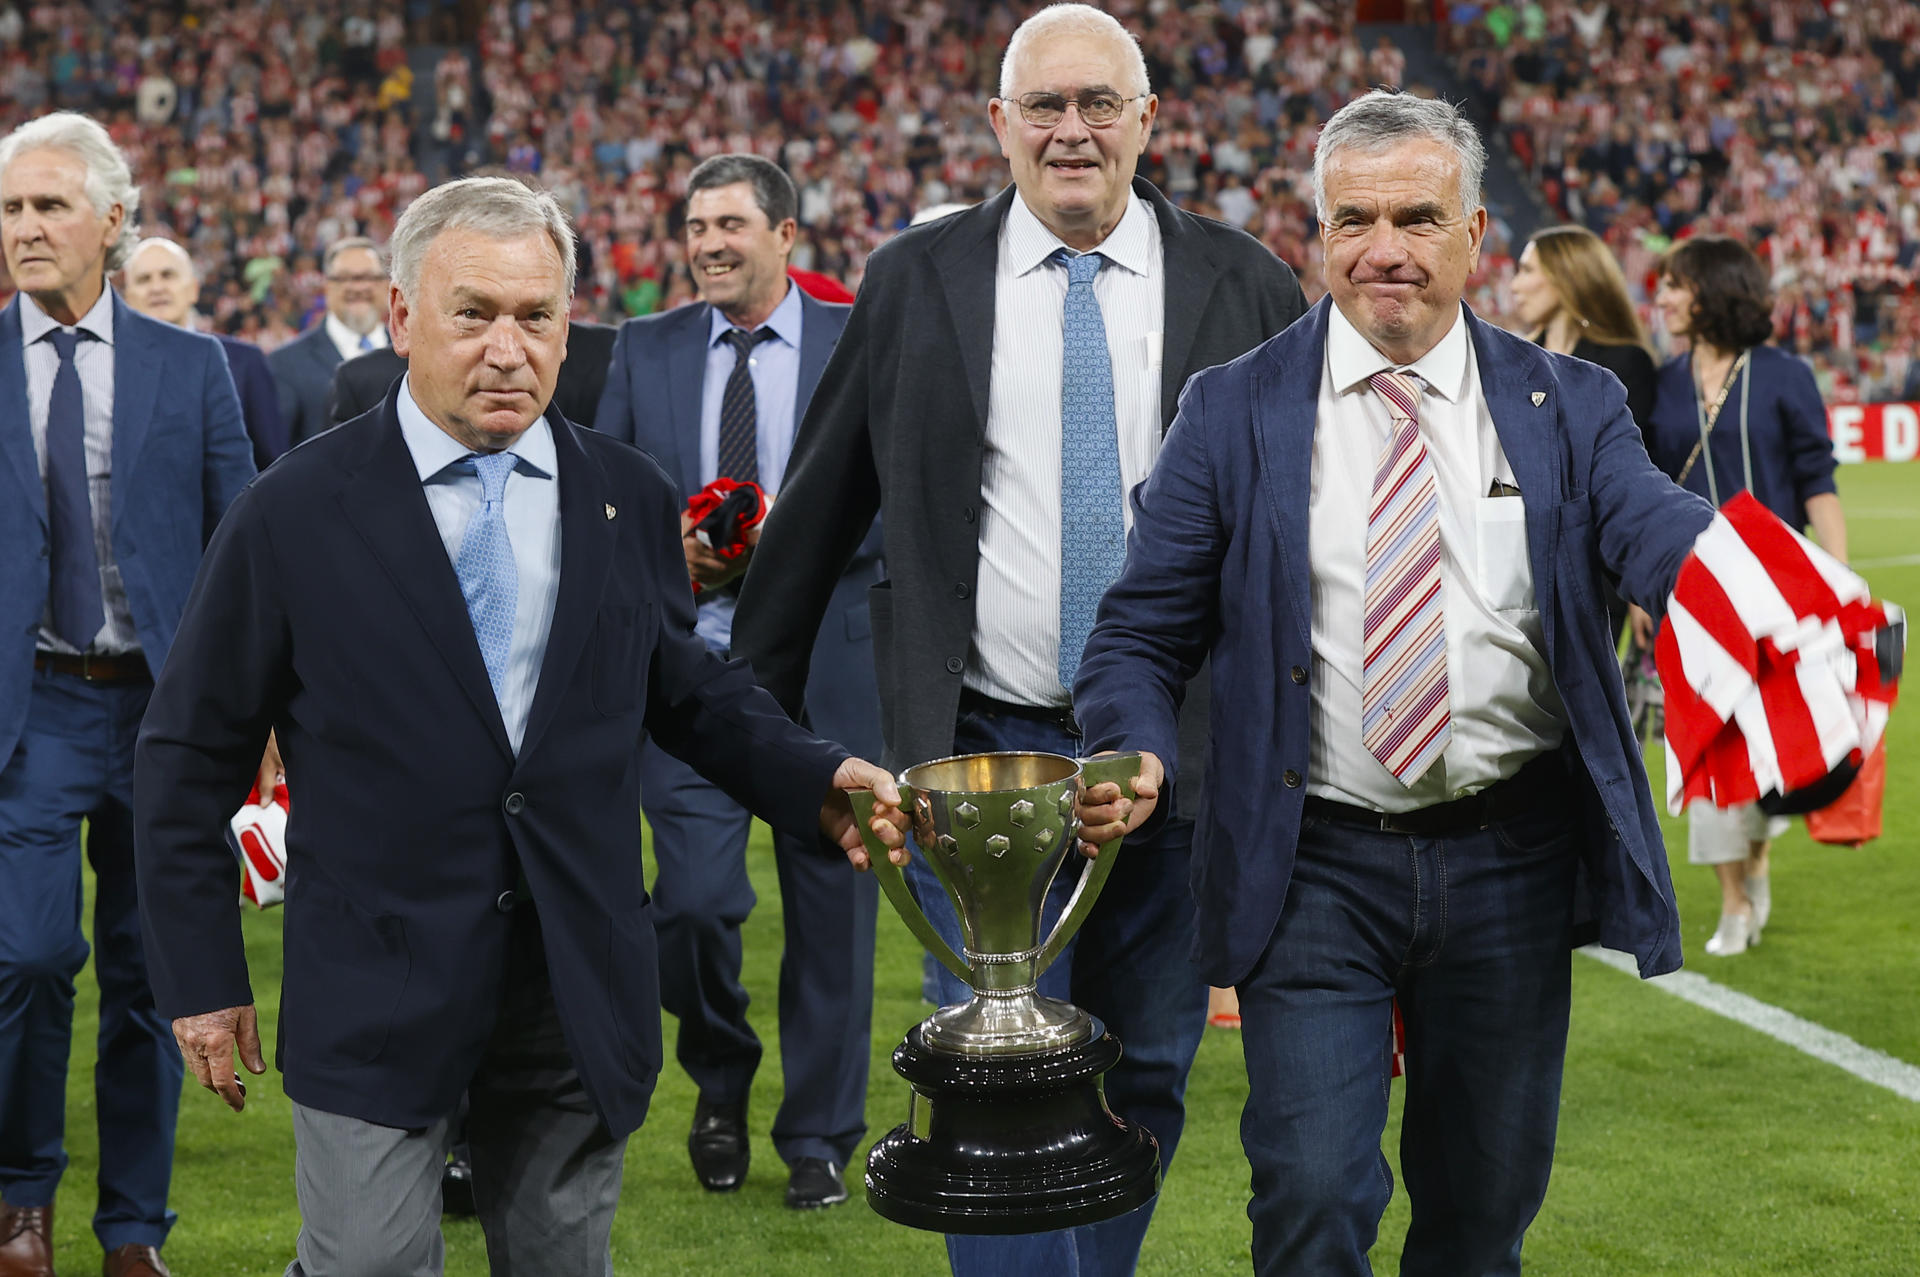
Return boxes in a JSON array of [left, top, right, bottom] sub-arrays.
[[732, 6, 1306, 1275]]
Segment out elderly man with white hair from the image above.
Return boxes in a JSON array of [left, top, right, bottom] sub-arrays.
[[0, 111, 254, 1277], [124, 237, 288, 467]]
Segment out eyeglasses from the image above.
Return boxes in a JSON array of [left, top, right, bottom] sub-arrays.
[[325, 272, 386, 286], [1005, 91, 1143, 128]]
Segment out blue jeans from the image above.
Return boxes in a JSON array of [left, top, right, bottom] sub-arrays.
[[0, 670, 181, 1249], [1239, 800, 1581, 1277], [902, 706, 1207, 1277]]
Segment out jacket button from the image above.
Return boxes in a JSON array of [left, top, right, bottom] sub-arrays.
[[1283, 770, 1301, 787], [945, 657, 964, 675], [503, 792, 525, 815], [954, 582, 970, 599], [1291, 665, 1307, 685], [495, 890, 517, 913], [963, 507, 977, 524]]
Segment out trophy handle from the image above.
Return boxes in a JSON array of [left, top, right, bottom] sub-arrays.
[[849, 786, 971, 983], [1033, 752, 1141, 976]]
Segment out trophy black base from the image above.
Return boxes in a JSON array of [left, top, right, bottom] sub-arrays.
[[864, 1021, 1162, 1235]]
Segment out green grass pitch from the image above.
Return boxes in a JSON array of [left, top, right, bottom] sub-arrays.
[[47, 461, 1920, 1274]]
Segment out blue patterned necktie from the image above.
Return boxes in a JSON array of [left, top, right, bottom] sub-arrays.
[[45, 328, 104, 649], [455, 451, 520, 703], [1053, 248, 1125, 692]]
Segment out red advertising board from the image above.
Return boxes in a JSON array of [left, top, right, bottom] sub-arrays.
[[1829, 402, 1920, 463]]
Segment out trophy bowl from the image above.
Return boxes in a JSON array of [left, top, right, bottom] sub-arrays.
[[850, 751, 1162, 1235]]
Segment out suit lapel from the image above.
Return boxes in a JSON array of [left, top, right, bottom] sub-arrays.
[[795, 291, 837, 412], [517, 413, 613, 762], [338, 399, 513, 759], [0, 301, 42, 531], [1466, 310, 1563, 625], [110, 295, 162, 531], [1146, 180, 1223, 427], [932, 188, 1011, 437], [666, 305, 709, 497], [1251, 299, 1331, 649], [307, 324, 344, 375]]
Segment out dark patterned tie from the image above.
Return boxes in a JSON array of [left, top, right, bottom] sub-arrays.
[[45, 328, 104, 649], [716, 327, 774, 484]]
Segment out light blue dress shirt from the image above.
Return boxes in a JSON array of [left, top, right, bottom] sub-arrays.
[[695, 281, 804, 651], [396, 376, 562, 754]]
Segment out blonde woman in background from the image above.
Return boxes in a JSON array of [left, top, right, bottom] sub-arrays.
[[1511, 224, 1659, 438]]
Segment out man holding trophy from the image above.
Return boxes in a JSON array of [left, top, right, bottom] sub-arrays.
[[733, 5, 1304, 1274]]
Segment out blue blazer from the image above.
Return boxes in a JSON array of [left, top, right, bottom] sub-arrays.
[[594, 293, 883, 754], [216, 333, 290, 468], [132, 392, 848, 1137], [1074, 300, 1717, 985], [1645, 345, 1837, 532], [0, 292, 254, 766], [267, 323, 343, 448]]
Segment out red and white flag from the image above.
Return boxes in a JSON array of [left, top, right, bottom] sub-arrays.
[[229, 781, 290, 909]]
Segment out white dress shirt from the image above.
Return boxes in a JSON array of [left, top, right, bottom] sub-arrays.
[[326, 312, 388, 363], [22, 287, 139, 655], [396, 376, 562, 754], [1307, 303, 1567, 811], [971, 189, 1165, 707]]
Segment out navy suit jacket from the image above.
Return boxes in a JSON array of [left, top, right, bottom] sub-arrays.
[[215, 333, 289, 467], [0, 292, 254, 767], [1074, 300, 1717, 985], [594, 292, 882, 755], [132, 392, 848, 1137], [267, 323, 344, 448]]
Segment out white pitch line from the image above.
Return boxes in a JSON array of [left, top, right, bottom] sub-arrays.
[[1579, 945, 1920, 1103], [1852, 552, 1920, 570]]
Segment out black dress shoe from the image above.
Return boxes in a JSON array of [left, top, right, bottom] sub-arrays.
[[688, 1097, 749, 1192], [785, 1158, 849, 1210], [441, 1153, 477, 1217]]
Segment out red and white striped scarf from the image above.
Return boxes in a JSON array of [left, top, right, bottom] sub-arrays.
[[1657, 493, 1901, 815]]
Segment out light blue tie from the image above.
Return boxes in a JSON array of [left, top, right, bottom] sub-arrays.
[[455, 452, 520, 703], [1053, 248, 1125, 692]]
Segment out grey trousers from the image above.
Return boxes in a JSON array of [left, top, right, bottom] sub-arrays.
[[286, 910, 626, 1277]]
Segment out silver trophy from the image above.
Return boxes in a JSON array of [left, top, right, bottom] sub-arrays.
[[850, 751, 1160, 1234]]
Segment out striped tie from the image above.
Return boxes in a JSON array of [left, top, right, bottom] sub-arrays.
[[1363, 370, 1450, 785]]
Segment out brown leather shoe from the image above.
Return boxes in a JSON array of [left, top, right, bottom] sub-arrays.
[[103, 1243, 173, 1277], [0, 1199, 53, 1277]]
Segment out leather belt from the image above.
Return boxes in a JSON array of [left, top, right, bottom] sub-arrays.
[[33, 650, 152, 685], [957, 687, 1080, 736], [1303, 751, 1571, 839]]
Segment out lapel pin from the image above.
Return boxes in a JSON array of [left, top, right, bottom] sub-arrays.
[[605, 503, 617, 520], [1530, 391, 1546, 406]]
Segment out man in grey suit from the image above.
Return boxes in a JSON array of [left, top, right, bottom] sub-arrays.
[[268, 236, 388, 447], [595, 154, 883, 1211], [732, 6, 1306, 1274]]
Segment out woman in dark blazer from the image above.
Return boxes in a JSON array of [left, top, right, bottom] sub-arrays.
[[1511, 224, 1660, 437], [1641, 234, 1847, 959]]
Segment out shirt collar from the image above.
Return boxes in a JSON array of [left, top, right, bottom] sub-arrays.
[[1326, 300, 1470, 404], [1004, 187, 1154, 280], [396, 373, 557, 485], [326, 311, 387, 357], [708, 277, 803, 351], [20, 284, 116, 348]]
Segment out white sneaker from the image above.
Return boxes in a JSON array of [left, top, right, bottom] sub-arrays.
[[1746, 874, 1771, 934], [1705, 911, 1754, 957]]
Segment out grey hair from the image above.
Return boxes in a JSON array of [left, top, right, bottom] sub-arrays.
[[0, 111, 141, 270], [322, 235, 385, 274], [686, 153, 797, 229], [1000, 4, 1151, 102], [1311, 90, 1486, 221], [388, 177, 577, 300], [129, 235, 197, 278]]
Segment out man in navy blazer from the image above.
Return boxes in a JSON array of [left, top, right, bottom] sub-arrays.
[[0, 113, 253, 1277], [268, 236, 389, 447], [124, 236, 290, 468], [594, 154, 883, 1210], [1075, 94, 1719, 1275], [132, 177, 902, 1275]]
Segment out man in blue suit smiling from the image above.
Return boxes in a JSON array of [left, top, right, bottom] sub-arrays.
[[595, 154, 883, 1211], [0, 111, 254, 1277], [1074, 92, 1720, 1276]]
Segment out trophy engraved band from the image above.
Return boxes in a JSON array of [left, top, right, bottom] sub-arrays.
[[850, 751, 1162, 1234]]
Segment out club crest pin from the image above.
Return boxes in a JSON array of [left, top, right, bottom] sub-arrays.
[[605, 503, 617, 520], [1530, 391, 1546, 406]]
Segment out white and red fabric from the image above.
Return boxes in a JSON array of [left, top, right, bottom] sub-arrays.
[[228, 780, 290, 908], [1658, 492, 1901, 815]]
